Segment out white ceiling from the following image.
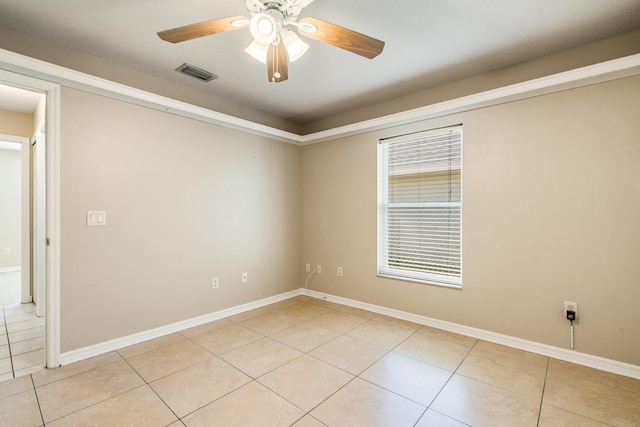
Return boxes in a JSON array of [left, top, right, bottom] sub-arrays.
[[0, 0, 638, 124]]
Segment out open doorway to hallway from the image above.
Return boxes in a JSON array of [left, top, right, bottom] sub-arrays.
[[0, 83, 47, 380]]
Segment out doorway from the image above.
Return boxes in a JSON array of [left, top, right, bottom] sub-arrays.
[[0, 65, 61, 375], [0, 83, 47, 380]]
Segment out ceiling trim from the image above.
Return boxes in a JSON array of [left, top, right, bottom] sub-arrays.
[[1, 48, 639, 145], [300, 53, 640, 144], [0, 48, 301, 143]]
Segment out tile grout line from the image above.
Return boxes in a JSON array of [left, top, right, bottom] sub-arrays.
[[179, 300, 374, 424], [538, 362, 620, 427], [126, 350, 184, 425], [536, 357, 550, 426], [448, 339, 560, 426], [0, 305, 16, 379], [296, 307, 467, 426], [179, 318, 318, 423], [43, 353, 165, 426], [286, 304, 452, 425], [408, 331, 477, 426], [385, 326, 434, 426], [30, 373, 46, 426], [121, 323, 300, 423], [289, 310, 425, 424]]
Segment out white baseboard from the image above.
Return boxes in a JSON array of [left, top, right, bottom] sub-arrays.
[[303, 288, 640, 380], [0, 267, 20, 273], [59, 289, 301, 366], [60, 287, 639, 380]]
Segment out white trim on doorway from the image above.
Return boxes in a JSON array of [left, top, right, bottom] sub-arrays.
[[0, 70, 61, 370], [44, 83, 61, 369]]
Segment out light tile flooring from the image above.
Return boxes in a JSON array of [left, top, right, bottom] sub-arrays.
[[0, 271, 46, 381], [1, 295, 639, 426]]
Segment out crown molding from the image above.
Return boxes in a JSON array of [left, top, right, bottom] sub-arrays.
[[0, 48, 639, 145], [299, 53, 640, 144]]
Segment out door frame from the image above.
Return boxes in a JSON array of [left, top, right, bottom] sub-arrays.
[[31, 128, 46, 317], [0, 69, 60, 369]]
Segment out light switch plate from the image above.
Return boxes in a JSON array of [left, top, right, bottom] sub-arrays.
[[87, 211, 107, 226]]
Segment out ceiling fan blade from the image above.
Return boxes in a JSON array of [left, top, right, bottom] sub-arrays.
[[267, 42, 289, 83], [158, 15, 248, 43], [298, 17, 384, 59]]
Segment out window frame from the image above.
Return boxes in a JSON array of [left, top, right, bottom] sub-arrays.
[[377, 125, 463, 289]]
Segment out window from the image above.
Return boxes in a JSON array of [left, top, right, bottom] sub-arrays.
[[377, 125, 462, 288]]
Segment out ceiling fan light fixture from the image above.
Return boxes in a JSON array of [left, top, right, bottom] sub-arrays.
[[158, 0, 386, 83], [282, 29, 309, 62], [244, 40, 268, 64], [250, 13, 277, 44]]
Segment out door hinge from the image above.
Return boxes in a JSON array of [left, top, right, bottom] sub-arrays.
[[46, 238, 50, 246]]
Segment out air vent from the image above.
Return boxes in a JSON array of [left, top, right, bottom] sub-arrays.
[[175, 63, 217, 82]]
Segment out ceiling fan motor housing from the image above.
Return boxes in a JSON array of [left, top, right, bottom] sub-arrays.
[[246, 0, 305, 22]]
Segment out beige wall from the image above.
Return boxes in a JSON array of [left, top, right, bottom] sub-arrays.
[[301, 75, 640, 365], [0, 108, 33, 137], [0, 148, 21, 268], [59, 88, 302, 352]]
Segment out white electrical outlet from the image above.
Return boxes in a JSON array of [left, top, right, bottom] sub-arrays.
[[316, 264, 322, 274], [564, 301, 578, 319], [211, 277, 219, 290], [242, 272, 248, 283], [2, 248, 9, 255], [337, 266, 343, 277], [305, 263, 311, 272]]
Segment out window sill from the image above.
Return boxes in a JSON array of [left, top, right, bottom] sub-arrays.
[[377, 272, 462, 290]]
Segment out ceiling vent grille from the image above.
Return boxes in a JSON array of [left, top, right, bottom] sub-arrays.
[[175, 63, 217, 82]]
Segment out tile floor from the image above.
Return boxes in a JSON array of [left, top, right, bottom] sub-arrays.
[[0, 271, 46, 382], [0, 295, 639, 426]]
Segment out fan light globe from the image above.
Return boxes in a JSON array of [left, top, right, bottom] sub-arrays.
[[282, 29, 309, 62], [244, 40, 268, 64], [250, 13, 277, 44]]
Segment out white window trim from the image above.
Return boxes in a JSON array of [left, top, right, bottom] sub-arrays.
[[377, 125, 463, 288]]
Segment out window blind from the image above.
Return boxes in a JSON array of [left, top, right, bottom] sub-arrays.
[[378, 125, 462, 287]]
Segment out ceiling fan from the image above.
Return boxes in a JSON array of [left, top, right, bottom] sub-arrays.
[[157, 0, 385, 83]]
